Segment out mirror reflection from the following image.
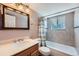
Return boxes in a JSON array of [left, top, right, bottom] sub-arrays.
[[4, 7, 29, 29]]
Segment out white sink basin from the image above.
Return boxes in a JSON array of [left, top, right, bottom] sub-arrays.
[[11, 39, 37, 49]]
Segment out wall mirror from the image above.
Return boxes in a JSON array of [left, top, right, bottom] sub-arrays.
[[3, 5, 29, 30]]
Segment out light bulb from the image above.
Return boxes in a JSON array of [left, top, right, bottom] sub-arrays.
[[25, 8, 30, 13], [18, 5, 23, 10]]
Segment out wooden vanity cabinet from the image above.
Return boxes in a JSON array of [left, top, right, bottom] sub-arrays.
[[31, 50, 39, 56], [14, 44, 39, 56]]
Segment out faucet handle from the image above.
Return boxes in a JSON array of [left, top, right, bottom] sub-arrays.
[[18, 39, 24, 42], [13, 39, 24, 43]]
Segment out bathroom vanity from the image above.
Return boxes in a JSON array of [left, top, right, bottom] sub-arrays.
[[0, 38, 40, 56], [14, 44, 39, 56]]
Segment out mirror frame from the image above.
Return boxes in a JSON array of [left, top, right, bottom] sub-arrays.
[[2, 5, 30, 30]]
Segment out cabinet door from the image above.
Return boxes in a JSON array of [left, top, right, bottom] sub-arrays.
[[31, 50, 39, 56], [30, 44, 38, 53]]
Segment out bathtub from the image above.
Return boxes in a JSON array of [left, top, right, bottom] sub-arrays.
[[45, 41, 78, 56], [34, 38, 78, 56]]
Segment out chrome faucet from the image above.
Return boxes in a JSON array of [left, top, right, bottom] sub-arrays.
[[18, 39, 24, 42]]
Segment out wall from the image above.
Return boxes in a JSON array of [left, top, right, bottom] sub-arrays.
[[74, 9, 79, 54], [0, 4, 39, 42], [47, 12, 75, 47]]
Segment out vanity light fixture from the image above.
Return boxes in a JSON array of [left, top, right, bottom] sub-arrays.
[[25, 8, 30, 13], [16, 3, 23, 10], [15, 3, 30, 13]]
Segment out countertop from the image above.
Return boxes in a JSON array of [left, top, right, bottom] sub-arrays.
[[0, 39, 39, 56]]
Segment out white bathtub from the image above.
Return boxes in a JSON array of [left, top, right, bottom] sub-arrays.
[[45, 41, 78, 56], [34, 38, 78, 56]]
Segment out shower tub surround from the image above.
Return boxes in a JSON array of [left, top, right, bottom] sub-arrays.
[[35, 39, 78, 56]]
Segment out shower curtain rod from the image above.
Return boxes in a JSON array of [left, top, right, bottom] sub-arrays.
[[43, 6, 79, 18]]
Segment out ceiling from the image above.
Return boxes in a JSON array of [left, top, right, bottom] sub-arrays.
[[26, 3, 79, 17]]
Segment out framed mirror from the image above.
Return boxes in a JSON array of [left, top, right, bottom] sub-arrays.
[[3, 5, 29, 30]]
